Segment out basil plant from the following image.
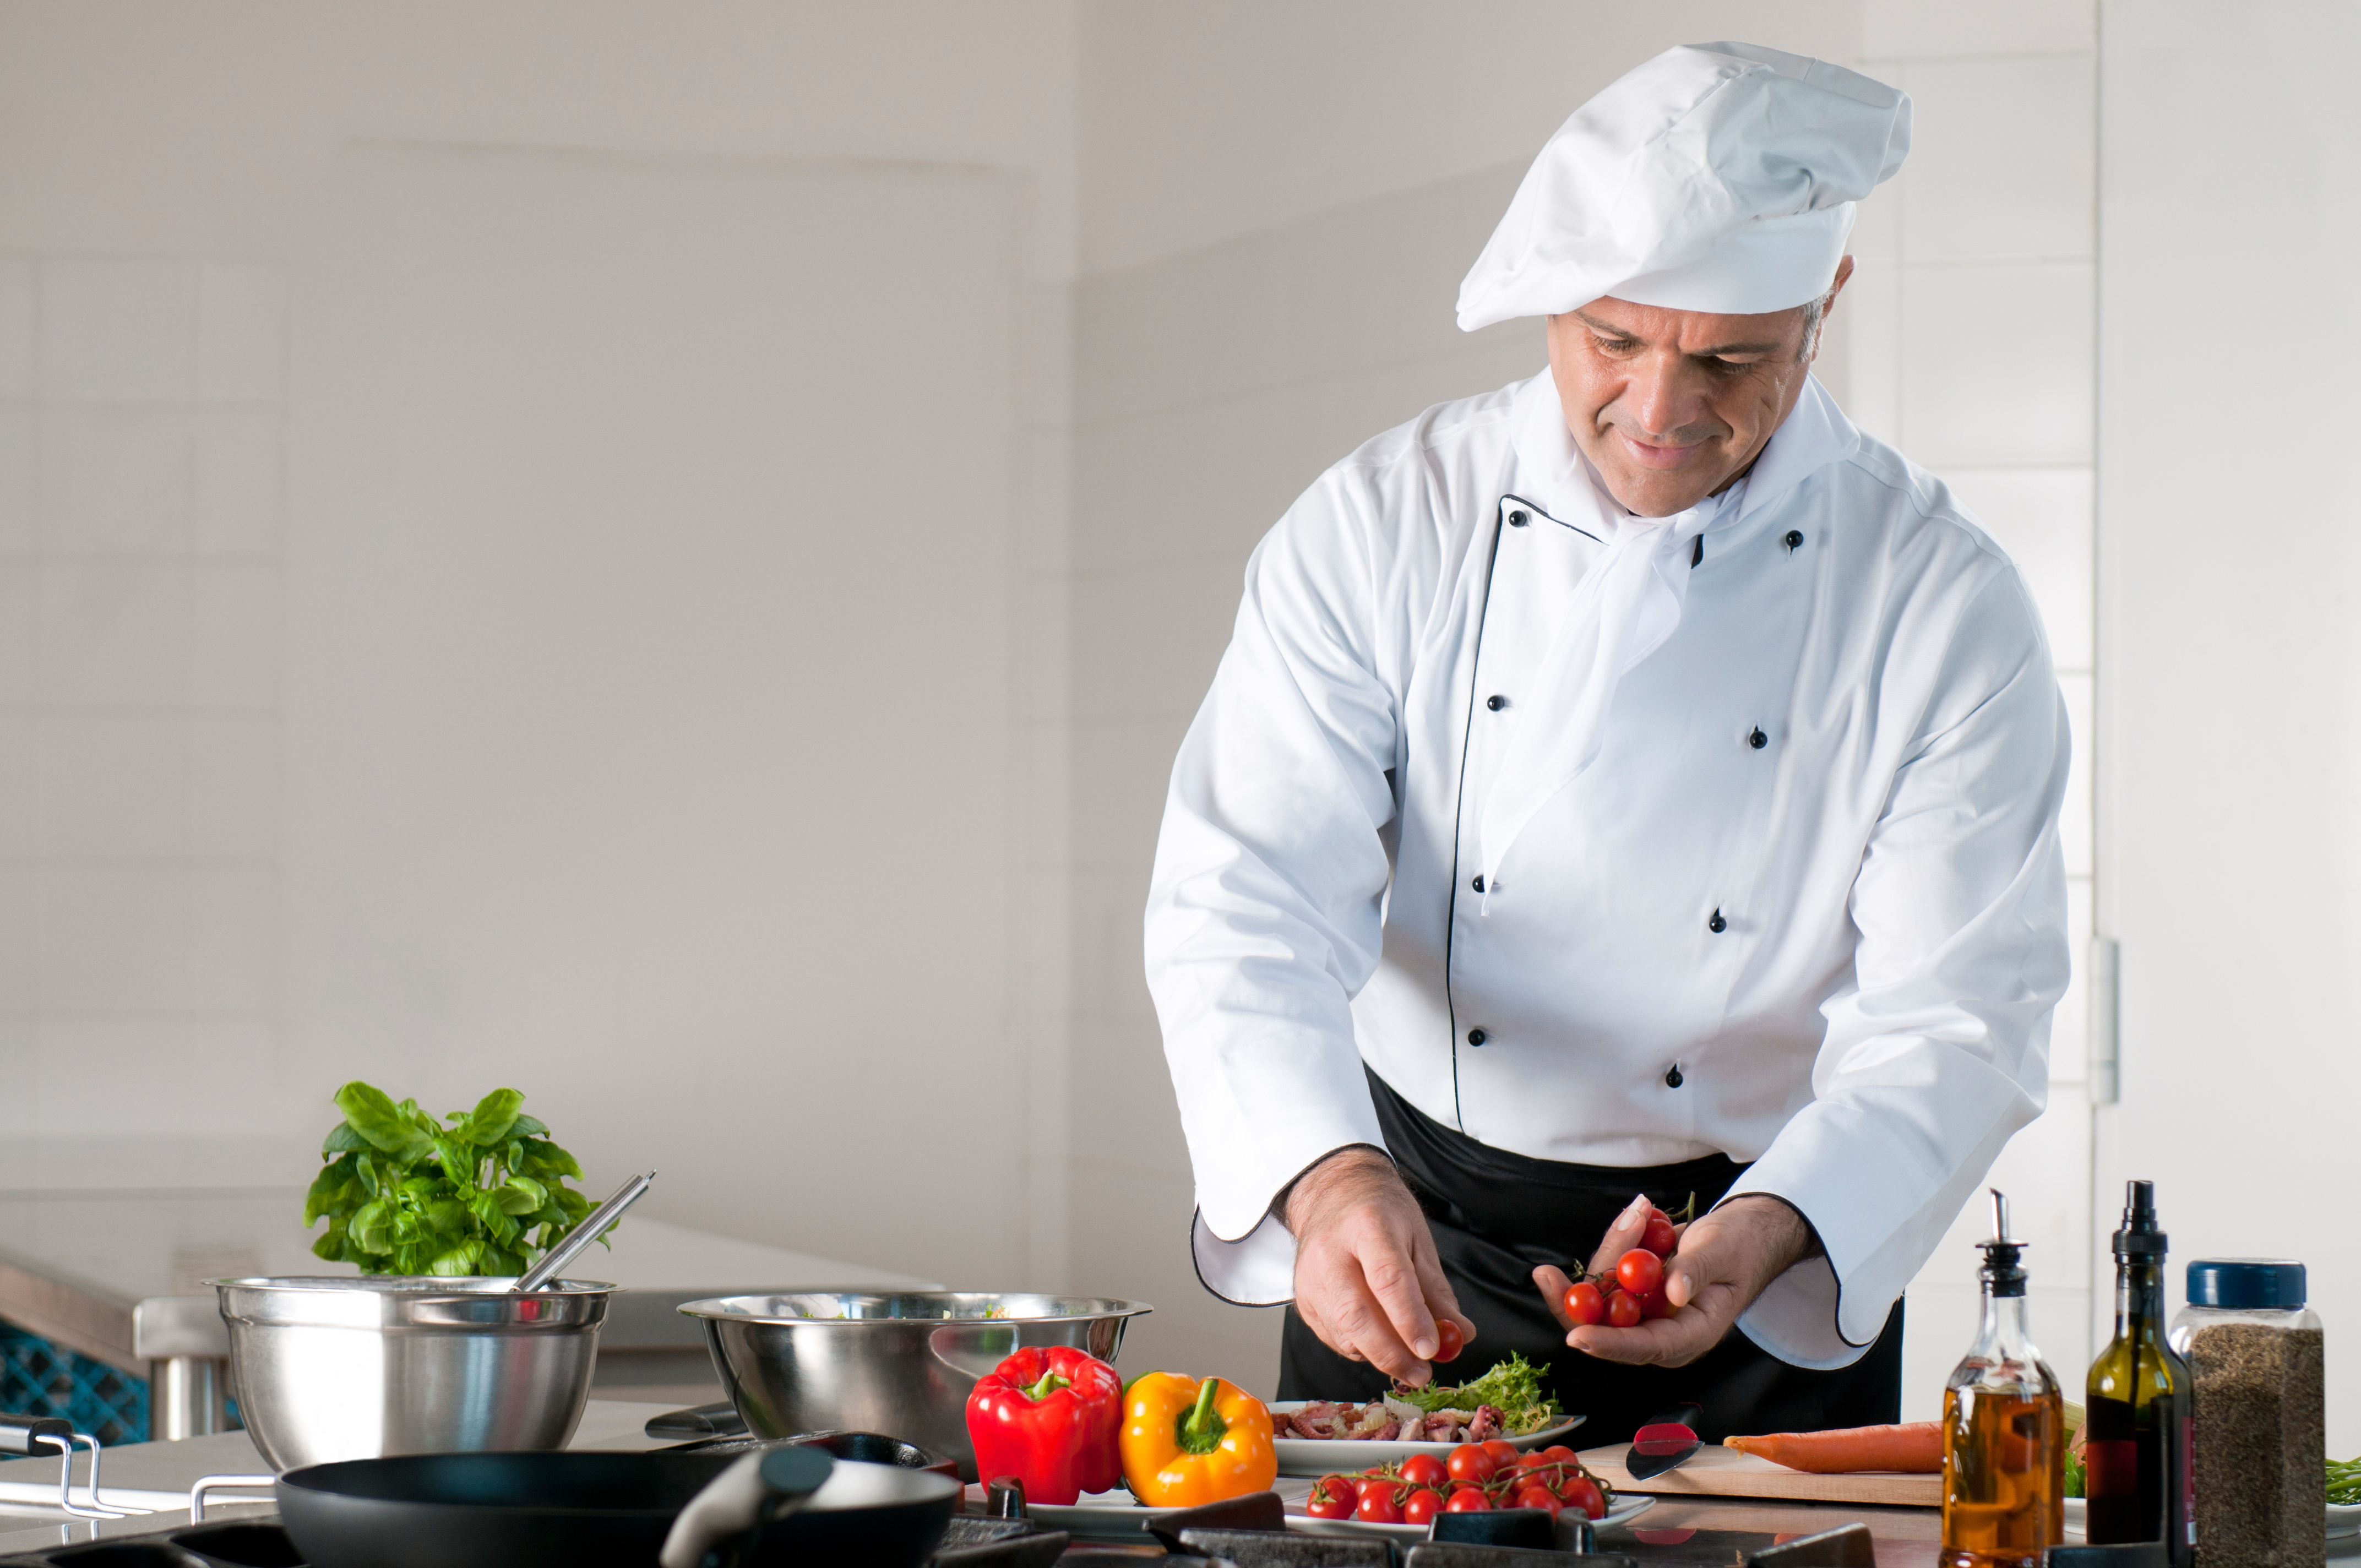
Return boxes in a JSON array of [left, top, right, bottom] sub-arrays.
[[304, 1081, 597, 1277]]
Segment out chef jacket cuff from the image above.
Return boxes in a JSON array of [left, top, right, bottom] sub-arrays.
[[1190, 1207, 1299, 1307], [1729, 1253, 1864, 1370]]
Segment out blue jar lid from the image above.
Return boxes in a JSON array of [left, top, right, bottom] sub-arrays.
[[2186, 1258, 2306, 1309]]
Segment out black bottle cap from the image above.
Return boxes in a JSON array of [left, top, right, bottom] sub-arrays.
[[2113, 1178, 2168, 1261], [1979, 1189, 2028, 1298]]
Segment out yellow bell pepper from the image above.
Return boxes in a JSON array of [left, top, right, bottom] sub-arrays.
[[1119, 1371, 1279, 1506]]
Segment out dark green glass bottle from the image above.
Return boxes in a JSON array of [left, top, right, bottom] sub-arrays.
[[2084, 1180, 2193, 1566]]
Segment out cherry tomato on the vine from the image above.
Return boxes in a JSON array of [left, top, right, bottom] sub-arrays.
[[1539, 1446, 1577, 1463], [1445, 1487, 1493, 1512], [1305, 1476, 1356, 1519], [1446, 1444, 1498, 1487], [1616, 1248, 1665, 1297], [1400, 1453, 1449, 1490], [1356, 1485, 1403, 1525], [1402, 1488, 1445, 1526], [1641, 1210, 1679, 1256], [1563, 1280, 1607, 1326], [1561, 1476, 1608, 1519], [1641, 1287, 1678, 1320], [1433, 1316, 1465, 1363], [1514, 1484, 1564, 1517], [1605, 1288, 1644, 1328], [1479, 1439, 1520, 1469]]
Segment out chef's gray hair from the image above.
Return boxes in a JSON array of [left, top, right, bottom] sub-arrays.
[[1799, 294, 1830, 363]]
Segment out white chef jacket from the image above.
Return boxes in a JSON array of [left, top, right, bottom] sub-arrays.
[[1144, 368, 2070, 1370]]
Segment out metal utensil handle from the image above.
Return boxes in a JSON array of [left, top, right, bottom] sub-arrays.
[[189, 1474, 277, 1522], [516, 1171, 655, 1291]]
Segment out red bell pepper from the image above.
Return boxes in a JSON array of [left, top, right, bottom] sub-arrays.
[[964, 1345, 1123, 1505]]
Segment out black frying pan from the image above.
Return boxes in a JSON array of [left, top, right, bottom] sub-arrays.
[[274, 1449, 958, 1568]]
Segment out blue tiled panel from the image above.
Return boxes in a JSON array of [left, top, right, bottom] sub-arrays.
[[0, 1324, 148, 1445]]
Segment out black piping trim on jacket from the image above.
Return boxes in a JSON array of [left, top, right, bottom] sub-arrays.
[[1503, 491, 1603, 544], [1441, 499, 1517, 1131]]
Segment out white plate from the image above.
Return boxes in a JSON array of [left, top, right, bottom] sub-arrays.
[[2060, 1498, 2361, 1540], [999, 1478, 1651, 1542], [1268, 1400, 1586, 1476]]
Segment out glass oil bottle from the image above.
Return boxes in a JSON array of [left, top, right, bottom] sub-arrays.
[[1943, 1190, 2066, 1568], [2085, 1180, 2193, 1565]]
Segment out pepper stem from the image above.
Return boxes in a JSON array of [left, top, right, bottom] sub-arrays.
[[1176, 1375, 1230, 1455], [1020, 1369, 1072, 1403]]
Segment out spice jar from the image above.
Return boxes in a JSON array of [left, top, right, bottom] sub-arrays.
[[2168, 1259, 2325, 1568]]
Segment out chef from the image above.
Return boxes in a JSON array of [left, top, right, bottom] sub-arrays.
[[1144, 42, 2070, 1442]]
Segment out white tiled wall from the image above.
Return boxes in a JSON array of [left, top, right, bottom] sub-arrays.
[[1848, 4, 2101, 1416], [0, 257, 290, 1142]]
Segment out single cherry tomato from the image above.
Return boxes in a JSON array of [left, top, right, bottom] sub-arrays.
[[1606, 1288, 1644, 1328], [1399, 1452, 1449, 1490], [1356, 1485, 1404, 1525], [1539, 1445, 1577, 1463], [1447, 1443, 1498, 1486], [1511, 1452, 1554, 1474], [1445, 1486, 1493, 1512], [1402, 1488, 1445, 1526], [1561, 1476, 1608, 1518], [1641, 1286, 1678, 1320], [1306, 1476, 1357, 1519], [1641, 1210, 1679, 1256], [1616, 1247, 1664, 1296], [1514, 1484, 1564, 1517], [1356, 1473, 1396, 1501], [1433, 1316, 1465, 1363], [1563, 1280, 1607, 1326], [1479, 1439, 1520, 1468]]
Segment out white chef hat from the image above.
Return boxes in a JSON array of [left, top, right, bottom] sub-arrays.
[[1457, 42, 1910, 329]]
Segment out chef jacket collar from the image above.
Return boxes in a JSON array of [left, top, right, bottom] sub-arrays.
[[1507, 367, 1860, 557]]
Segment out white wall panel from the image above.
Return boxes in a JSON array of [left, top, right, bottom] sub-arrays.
[[1900, 56, 2096, 262], [282, 146, 1027, 1285], [1900, 263, 2094, 466], [1945, 467, 2095, 672]]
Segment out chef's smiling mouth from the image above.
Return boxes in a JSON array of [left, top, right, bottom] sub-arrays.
[[1613, 428, 1708, 469]]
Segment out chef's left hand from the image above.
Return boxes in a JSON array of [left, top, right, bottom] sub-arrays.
[[1530, 1195, 1818, 1366]]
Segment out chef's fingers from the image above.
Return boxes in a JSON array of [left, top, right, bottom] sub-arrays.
[[1408, 1224, 1474, 1351], [1565, 1308, 1724, 1367], [1585, 1191, 1657, 1278], [1360, 1234, 1445, 1378], [1532, 1264, 1579, 1331]]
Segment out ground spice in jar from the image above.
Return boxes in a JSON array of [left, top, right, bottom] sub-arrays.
[[2186, 1322, 2324, 1568]]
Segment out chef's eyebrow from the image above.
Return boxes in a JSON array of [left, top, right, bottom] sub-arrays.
[[1572, 309, 1790, 358]]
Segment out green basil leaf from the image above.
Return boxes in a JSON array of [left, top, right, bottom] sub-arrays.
[[426, 1198, 470, 1234], [322, 1122, 368, 1155], [427, 1238, 480, 1277], [303, 1159, 351, 1226], [467, 1088, 525, 1145], [511, 1114, 549, 1137], [335, 1082, 436, 1162], [355, 1153, 381, 1198], [349, 1199, 393, 1255], [531, 1140, 586, 1181], [311, 1231, 342, 1261]]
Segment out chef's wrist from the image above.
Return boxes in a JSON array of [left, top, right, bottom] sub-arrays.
[[1716, 1193, 1822, 1273], [1276, 1145, 1400, 1235]]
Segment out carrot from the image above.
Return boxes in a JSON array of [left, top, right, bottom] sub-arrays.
[[1722, 1422, 1943, 1474]]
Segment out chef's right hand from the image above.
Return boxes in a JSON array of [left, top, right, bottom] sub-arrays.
[[1281, 1146, 1473, 1387]]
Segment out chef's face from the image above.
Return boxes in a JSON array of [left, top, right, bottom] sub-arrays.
[[1547, 257, 1854, 519]]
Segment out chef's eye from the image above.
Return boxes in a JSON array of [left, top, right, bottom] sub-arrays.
[[1594, 334, 1640, 356]]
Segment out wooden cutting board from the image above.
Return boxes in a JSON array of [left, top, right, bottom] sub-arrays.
[[1581, 1441, 1943, 1508]]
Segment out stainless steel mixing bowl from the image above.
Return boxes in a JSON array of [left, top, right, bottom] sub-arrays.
[[679, 1292, 1151, 1480], [214, 1276, 613, 1471]]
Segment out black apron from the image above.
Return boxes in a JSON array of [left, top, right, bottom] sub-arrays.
[[1276, 1069, 1903, 1446]]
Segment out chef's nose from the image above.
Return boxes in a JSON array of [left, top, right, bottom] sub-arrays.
[[1623, 351, 1711, 442]]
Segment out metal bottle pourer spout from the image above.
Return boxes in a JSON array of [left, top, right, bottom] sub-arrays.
[[1980, 1187, 2028, 1297]]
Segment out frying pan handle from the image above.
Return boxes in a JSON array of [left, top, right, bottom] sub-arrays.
[[659, 1446, 834, 1568], [0, 1413, 71, 1457]]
